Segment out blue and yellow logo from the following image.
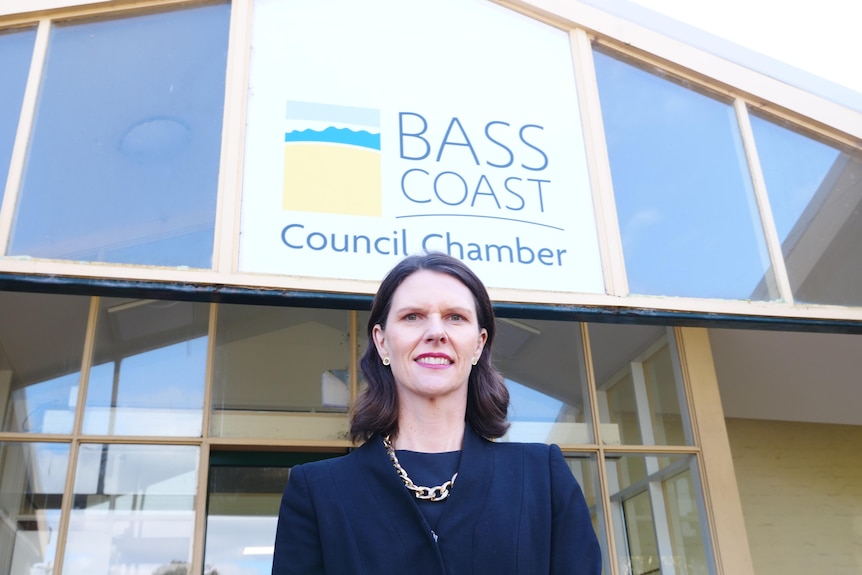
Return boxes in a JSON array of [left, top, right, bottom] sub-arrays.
[[283, 101, 381, 216]]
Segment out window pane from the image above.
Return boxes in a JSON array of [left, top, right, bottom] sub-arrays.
[[211, 305, 351, 440], [0, 442, 69, 575], [82, 298, 209, 436], [749, 110, 862, 306], [590, 323, 691, 446], [607, 454, 712, 575], [564, 454, 611, 574], [9, 4, 230, 267], [204, 464, 288, 574], [0, 291, 90, 434], [594, 49, 774, 300], [494, 319, 595, 444], [0, 27, 35, 204], [63, 443, 198, 575]]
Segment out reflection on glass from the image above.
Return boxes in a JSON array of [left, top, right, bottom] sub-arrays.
[[63, 443, 198, 575], [589, 323, 691, 446], [593, 49, 774, 300], [9, 4, 230, 267], [0, 292, 90, 433], [204, 464, 289, 574], [565, 454, 610, 574], [607, 454, 712, 575], [82, 298, 209, 436], [0, 28, 35, 205], [212, 305, 351, 439], [749, 110, 862, 306], [494, 319, 594, 444], [0, 442, 69, 575]]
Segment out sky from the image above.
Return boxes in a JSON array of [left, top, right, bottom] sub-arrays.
[[628, 0, 862, 96]]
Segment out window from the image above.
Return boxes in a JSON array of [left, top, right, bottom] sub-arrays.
[[8, 4, 230, 268], [594, 48, 774, 301], [0, 28, 35, 205]]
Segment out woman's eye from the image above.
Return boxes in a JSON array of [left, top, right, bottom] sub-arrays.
[[404, 313, 418, 321], [450, 314, 463, 321]]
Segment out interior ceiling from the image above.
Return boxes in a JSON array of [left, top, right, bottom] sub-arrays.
[[709, 327, 861, 426], [1, 290, 859, 427]]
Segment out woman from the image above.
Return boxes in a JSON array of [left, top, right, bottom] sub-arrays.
[[272, 252, 602, 574]]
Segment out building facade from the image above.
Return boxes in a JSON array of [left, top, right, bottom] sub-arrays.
[[0, 1, 860, 574]]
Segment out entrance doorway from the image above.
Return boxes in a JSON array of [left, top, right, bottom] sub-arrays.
[[203, 451, 341, 574]]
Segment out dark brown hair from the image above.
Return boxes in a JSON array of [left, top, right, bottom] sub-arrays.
[[349, 252, 510, 443]]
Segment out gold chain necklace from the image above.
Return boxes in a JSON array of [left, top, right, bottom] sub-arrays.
[[383, 435, 458, 502]]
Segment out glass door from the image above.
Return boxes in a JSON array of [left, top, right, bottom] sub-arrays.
[[203, 452, 340, 575]]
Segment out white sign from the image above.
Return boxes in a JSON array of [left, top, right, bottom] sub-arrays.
[[239, 0, 604, 293]]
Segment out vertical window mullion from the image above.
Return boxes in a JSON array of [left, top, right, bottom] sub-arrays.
[[213, 0, 253, 274], [733, 99, 794, 303], [582, 323, 622, 575], [189, 302, 217, 575], [0, 18, 50, 256], [52, 295, 100, 575], [569, 28, 629, 297]]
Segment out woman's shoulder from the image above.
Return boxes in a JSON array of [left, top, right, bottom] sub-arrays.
[[290, 437, 378, 479], [487, 438, 564, 463], [488, 438, 557, 452]]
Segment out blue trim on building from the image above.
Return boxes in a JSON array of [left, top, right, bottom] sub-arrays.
[[2, 273, 861, 334]]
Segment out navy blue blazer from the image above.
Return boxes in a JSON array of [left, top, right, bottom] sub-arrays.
[[272, 427, 602, 574]]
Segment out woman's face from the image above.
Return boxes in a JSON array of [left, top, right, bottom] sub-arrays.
[[373, 270, 488, 404]]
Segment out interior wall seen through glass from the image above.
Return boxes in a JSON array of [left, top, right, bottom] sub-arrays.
[[83, 298, 210, 436], [0, 28, 35, 207], [0, 441, 69, 575], [63, 443, 198, 575], [589, 323, 691, 446], [748, 110, 862, 306], [0, 291, 90, 434], [211, 304, 351, 440], [593, 48, 775, 301], [8, 3, 230, 267], [494, 318, 594, 444]]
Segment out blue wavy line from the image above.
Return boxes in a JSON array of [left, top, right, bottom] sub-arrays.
[[285, 127, 380, 150]]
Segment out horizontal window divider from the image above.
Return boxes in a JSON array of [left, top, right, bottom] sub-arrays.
[[69, 435, 206, 445], [0, 432, 73, 443], [206, 437, 352, 452], [599, 445, 701, 455]]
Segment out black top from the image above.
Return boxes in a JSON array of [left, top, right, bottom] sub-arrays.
[[394, 449, 461, 530]]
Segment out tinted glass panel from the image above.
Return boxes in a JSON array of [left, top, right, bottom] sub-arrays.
[[494, 319, 594, 444], [0, 28, 35, 205], [589, 323, 691, 446], [607, 454, 712, 575], [564, 454, 610, 574], [0, 291, 90, 434], [9, 4, 230, 267], [594, 49, 774, 300], [749, 111, 862, 306], [0, 442, 69, 575], [212, 305, 351, 440], [204, 464, 288, 574], [82, 298, 209, 436], [63, 443, 198, 574]]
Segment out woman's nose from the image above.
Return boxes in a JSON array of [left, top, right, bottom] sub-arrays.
[[424, 316, 447, 342]]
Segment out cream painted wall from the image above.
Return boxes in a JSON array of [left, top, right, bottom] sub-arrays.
[[726, 418, 862, 575]]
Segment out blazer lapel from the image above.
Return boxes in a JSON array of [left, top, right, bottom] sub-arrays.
[[343, 435, 447, 571], [433, 426, 495, 540]]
